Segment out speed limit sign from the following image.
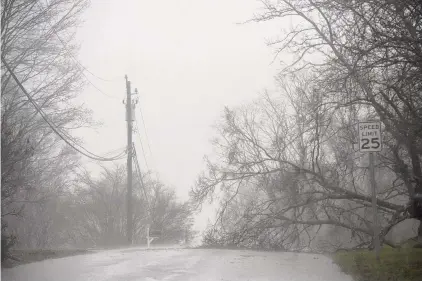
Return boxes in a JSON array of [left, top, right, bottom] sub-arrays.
[[358, 121, 382, 152]]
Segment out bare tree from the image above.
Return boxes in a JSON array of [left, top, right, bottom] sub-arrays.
[[68, 165, 195, 248], [70, 165, 130, 247], [192, 71, 415, 250], [193, 0, 421, 250], [1, 0, 90, 257], [251, 0, 422, 238], [147, 182, 195, 244]]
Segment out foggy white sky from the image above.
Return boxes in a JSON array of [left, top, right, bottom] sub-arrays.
[[74, 0, 285, 232]]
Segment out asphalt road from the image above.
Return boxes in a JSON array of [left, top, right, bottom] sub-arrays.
[[2, 247, 353, 281]]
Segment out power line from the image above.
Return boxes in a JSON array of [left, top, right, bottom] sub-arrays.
[[134, 104, 158, 184], [49, 123, 126, 161], [134, 113, 150, 172], [2, 55, 124, 161], [138, 104, 153, 156], [83, 147, 127, 163], [56, 35, 120, 100], [133, 145, 149, 204], [35, 2, 120, 100], [83, 75, 120, 100], [2, 56, 126, 162], [132, 95, 157, 190], [102, 146, 128, 156]]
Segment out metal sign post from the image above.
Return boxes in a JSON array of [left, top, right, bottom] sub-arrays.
[[358, 121, 382, 261], [146, 225, 162, 249], [369, 152, 380, 261], [146, 225, 154, 249]]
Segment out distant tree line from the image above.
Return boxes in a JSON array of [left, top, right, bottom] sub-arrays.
[[8, 164, 195, 250]]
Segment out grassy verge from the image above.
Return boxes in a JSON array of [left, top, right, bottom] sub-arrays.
[[2, 249, 92, 268], [333, 247, 422, 281]]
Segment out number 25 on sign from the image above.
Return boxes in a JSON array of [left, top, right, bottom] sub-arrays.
[[358, 121, 382, 152]]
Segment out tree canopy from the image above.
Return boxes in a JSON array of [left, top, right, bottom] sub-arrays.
[[192, 0, 422, 251]]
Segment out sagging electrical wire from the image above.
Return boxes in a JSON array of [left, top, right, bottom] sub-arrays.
[[138, 104, 153, 156], [133, 145, 149, 207], [2, 55, 126, 162], [134, 113, 150, 172], [35, 1, 120, 100]]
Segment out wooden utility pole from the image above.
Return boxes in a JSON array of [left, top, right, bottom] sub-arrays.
[[125, 75, 133, 245]]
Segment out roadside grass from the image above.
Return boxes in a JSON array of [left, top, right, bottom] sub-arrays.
[[2, 249, 92, 268], [333, 247, 422, 281]]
